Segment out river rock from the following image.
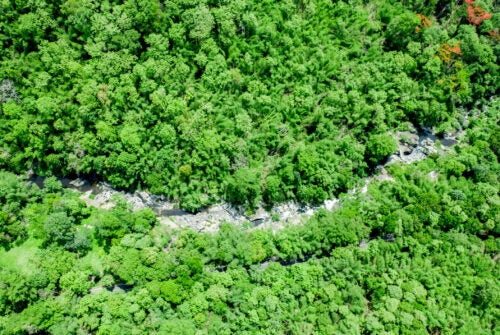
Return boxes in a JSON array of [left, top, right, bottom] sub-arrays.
[[249, 206, 270, 224], [69, 178, 87, 188], [136, 191, 155, 207], [398, 131, 419, 148], [32, 119, 463, 235], [388, 128, 440, 165], [322, 199, 339, 211]]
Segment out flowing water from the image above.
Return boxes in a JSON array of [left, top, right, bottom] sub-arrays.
[[26, 126, 462, 233]]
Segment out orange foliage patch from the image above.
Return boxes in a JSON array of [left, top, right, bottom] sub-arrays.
[[465, 0, 492, 26], [415, 14, 432, 33], [438, 42, 462, 62]]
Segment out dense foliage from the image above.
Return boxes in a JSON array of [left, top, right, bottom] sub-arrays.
[[1, 100, 499, 333], [0, 1, 499, 334], [1, 0, 498, 210]]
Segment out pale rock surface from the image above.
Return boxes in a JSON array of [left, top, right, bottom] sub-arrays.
[[34, 125, 461, 233]]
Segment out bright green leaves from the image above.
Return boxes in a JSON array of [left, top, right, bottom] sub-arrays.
[[157, 280, 183, 304], [14, 8, 56, 47], [212, 7, 236, 46], [295, 148, 330, 203], [263, 175, 286, 204], [143, 33, 170, 59], [44, 212, 91, 252], [119, 123, 143, 151], [0, 0, 497, 212], [184, 5, 215, 41], [384, 12, 421, 51], [226, 168, 261, 208], [365, 133, 398, 166], [60, 0, 97, 39], [296, 148, 319, 179], [91, 210, 126, 244], [95, 121, 117, 142], [59, 270, 93, 295], [0, 171, 33, 248]]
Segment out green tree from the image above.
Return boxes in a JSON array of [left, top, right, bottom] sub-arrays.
[[226, 168, 261, 208], [44, 212, 75, 248], [365, 133, 398, 166]]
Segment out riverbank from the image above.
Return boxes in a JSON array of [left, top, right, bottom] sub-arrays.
[[26, 125, 462, 233]]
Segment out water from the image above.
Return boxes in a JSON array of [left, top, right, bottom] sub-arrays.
[[28, 176, 97, 193], [27, 176, 190, 217], [25, 125, 461, 230]]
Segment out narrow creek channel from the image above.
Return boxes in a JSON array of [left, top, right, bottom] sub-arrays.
[[26, 126, 461, 233]]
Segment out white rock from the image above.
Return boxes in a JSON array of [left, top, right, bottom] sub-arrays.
[[69, 178, 87, 188], [323, 199, 339, 211]]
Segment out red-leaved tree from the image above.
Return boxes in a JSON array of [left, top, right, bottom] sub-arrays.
[[465, 0, 492, 26]]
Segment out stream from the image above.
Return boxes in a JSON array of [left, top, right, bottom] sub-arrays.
[[26, 126, 462, 233], [33, 126, 462, 295]]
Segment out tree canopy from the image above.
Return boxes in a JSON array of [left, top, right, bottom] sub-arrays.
[[0, 0, 499, 333], [0, 0, 497, 210]]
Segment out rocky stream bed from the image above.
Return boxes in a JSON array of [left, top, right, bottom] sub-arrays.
[[27, 126, 462, 233]]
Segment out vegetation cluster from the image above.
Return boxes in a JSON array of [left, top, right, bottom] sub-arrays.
[[0, 0, 498, 210], [0, 108, 499, 333], [0, 0, 499, 334]]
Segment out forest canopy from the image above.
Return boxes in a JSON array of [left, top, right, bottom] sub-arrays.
[[0, 0, 498, 210], [0, 1, 499, 334]]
